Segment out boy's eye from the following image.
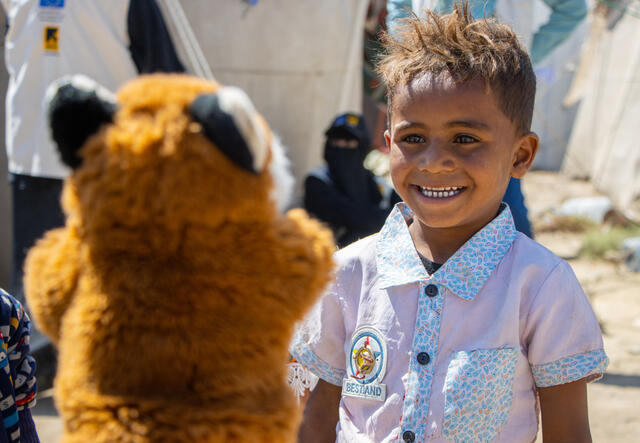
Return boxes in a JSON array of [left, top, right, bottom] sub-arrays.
[[454, 134, 479, 144], [402, 134, 425, 144]]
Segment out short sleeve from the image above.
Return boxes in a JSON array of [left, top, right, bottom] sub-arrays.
[[523, 261, 608, 388], [289, 282, 346, 386]]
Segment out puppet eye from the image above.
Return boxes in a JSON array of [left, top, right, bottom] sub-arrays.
[[47, 75, 117, 169], [189, 87, 268, 174]]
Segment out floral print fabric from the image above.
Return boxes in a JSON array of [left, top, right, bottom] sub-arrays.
[[377, 203, 517, 300], [290, 333, 345, 386], [442, 348, 518, 442], [531, 349, 609, 387]]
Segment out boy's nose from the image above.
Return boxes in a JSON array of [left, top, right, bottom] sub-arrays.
[[417, 141, 456, 173]]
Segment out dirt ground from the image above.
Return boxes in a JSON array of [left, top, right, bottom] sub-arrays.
[[30, 171, 640, 442]]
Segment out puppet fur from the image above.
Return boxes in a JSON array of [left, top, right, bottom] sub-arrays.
[[24, 74, 334, 442]]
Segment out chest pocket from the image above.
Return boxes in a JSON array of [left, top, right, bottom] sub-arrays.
[[442, 347, 518, 443]]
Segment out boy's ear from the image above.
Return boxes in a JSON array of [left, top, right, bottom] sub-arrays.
[[384, 129, 392, 150], [511, 132, 539, 179], [47, 75, 118, 170]]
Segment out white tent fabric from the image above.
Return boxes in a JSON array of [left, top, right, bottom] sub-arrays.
[[562, 10, 640, 220], [496, 0, 588, 171], [528, 20, 588, 171], [160, 0, 368, 193]]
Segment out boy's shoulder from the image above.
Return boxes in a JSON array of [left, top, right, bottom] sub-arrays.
[[334, 233, 380, 273], [336, 232, 378, 258], [506, 232, 570, 281]]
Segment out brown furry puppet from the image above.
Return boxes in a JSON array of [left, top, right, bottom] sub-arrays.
[[23, 74, 335, 442]]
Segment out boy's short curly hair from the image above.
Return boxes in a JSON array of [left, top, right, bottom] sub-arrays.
[[377, 3, 536, 135]]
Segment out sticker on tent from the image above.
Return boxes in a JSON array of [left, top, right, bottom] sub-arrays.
[[43, 26, 59, 52]]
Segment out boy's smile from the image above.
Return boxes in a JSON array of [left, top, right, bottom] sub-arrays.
[[385, 73, 538, 260]]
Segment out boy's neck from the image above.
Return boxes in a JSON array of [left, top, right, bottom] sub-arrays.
[[408, 210, 500, 264]]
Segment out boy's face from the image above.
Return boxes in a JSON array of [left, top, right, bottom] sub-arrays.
[[384, 73, 538, 237]]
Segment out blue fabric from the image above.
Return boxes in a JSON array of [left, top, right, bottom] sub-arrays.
[[435, 0, 496, 17], [18, 410, 39, 443], [385, 0, 412, 31], [530, 0, 587, 64], [503, 177, 533, 238], [0, 289, 39, 443], [2, 414, 18, 430]]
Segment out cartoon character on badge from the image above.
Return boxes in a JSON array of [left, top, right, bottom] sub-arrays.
[[352, 336, 379, 379]]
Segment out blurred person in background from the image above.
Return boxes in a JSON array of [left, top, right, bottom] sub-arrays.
[[305, 113, 400, 248], [385, 0, 588, 238], [1, 0, 184, 383], [0, 288, 38, 443]]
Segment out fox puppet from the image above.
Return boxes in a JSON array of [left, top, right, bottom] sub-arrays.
[[24, 74, 334, 442]]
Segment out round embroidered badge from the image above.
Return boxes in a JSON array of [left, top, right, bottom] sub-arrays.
[[342, 326, 387, 401]]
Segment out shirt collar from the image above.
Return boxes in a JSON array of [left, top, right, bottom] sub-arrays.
[[376, 202, 517, 300]]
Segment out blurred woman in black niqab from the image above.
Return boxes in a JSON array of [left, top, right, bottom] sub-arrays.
[[304, 113, 400, 248]]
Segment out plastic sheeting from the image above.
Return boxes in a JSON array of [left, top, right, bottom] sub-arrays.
[[160, 0, 369, 194], [562, 10, 640, 220]]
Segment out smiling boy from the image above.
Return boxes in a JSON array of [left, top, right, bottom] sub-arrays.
[[387, 73, 536, 263], [291, 4, 608, 442]]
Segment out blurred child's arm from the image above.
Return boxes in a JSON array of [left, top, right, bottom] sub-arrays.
[[385, 0, 412, 32], [538, 378, 591, 442], [297, 379, 341, 443], [1, 291, 39, 441], [530, 0, 588, 65], [23, 227, 80, 343]]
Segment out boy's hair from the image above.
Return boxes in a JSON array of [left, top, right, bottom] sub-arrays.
[[377, 2, 536, 135]]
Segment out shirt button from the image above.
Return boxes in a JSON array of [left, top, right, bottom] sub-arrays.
[[402, 431, 416, 443], [402, 430, 415, 442], [417, 352, 430, 365], [425, 284, 438, 297]]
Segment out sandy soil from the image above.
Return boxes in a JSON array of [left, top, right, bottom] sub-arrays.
[[30, 171, 640, 442]]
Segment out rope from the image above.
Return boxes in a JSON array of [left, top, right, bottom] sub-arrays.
[[157, 0, 216, 80]]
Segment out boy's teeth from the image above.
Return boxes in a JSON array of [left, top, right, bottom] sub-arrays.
[[419, 186, 463, 198]]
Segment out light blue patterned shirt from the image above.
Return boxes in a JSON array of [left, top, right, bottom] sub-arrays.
[[291, 203, 607, 442]]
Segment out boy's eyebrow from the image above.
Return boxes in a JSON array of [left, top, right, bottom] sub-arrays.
[[393, 120, 492, 131], [393, 121, 426, 131], [445, 120, 491, 130]]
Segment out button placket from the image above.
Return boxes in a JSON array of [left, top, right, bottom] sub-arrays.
[[402, 430, 416, 442], [399, 282, 444, 442]]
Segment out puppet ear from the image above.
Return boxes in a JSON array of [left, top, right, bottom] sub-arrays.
[[46, 75, 118, 169], [189, 87, 268, 175]]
